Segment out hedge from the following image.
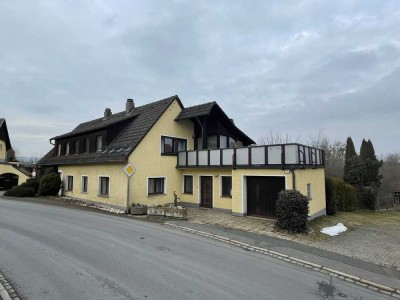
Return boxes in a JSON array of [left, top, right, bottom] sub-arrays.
[[325, 178, 359, 213], [4, 186, 36, 197]]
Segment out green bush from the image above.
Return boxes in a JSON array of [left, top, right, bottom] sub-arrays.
[[39, 173, 61, 196], [359, 186, 377, 210], [326, 178, 359, 212], [325, 178, 336, 215], [24, 177, 40, 193], [4, 186, 36, 197], [276, 190, 309, 233]]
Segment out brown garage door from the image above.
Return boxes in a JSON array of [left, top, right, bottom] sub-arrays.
[[247, 176, 285, 217]]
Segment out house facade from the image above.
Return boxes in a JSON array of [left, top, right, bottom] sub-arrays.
[[39, 96, 326, 219], [0, 118, 31, 190]]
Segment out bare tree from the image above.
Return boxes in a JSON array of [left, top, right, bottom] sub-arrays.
[[379, 153, 400, 196], [258, 130, 299, 145], [308, 131, 346, 178]]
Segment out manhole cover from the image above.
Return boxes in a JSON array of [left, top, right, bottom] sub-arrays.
[[156, 247, 169, 251]]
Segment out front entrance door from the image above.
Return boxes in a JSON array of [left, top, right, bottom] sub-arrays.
[[247, 176, 285, 217], [0, 173, 19, 190], [200, 176, 213, 208]]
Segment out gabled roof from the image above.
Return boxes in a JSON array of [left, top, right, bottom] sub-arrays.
[[175, 101, 216, 120], [39, 95, 183, 165], [176, 101, 255, 145], [0, 118, 12, 150]]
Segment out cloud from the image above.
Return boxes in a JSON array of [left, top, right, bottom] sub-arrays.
[[0, 0, 399, 156]]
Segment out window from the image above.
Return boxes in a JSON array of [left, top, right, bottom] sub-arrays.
[[161, 136, 187, 154], [65, 142, 70, 155], [148, 177, 165, 195], [0, 144, 2, 151], [183, 175, 193, 194], [207, 135, 218, 149], [66, 176, 73, 191], [84, 138, 90, 153], [99, 177, 109, 196], [82, 176, 88, 193], [74, 140, 80, 154], [221, 176, 232, 197], [228, 137, 236, 148], [307, 183, 312, 200], [57, 144, 62, 156], [96, 136, 103, 152], [220, 135, 228, 149]]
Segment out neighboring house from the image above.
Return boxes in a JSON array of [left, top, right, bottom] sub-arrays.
[[39, 96, 326, 219], [0, 118, 31, 190]]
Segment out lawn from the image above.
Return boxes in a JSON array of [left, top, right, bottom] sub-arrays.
[[300, 210, 400, 242]]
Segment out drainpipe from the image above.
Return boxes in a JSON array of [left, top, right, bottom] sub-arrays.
[[291, 169, 296, 190]]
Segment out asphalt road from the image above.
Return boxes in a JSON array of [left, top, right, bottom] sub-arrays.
[[0, 197, 389, 300]]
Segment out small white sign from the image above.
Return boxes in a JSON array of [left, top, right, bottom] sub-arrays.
[[123, 163, 136, 177]]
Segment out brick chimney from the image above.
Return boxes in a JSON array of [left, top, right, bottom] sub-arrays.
[[104, 108, 112, 118], [126, 98, 135, 113]]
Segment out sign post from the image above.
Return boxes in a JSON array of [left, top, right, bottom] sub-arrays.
[[123, 163, 136, 214]]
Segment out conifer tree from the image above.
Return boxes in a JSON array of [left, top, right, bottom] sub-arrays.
[[343, 137, 361, 185]]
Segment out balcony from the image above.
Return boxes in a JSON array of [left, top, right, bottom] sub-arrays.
[[177, 143, 324, 169]]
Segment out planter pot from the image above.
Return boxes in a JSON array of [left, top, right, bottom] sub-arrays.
[[130, 206, 147, 215], [164, 207, 187, 219], [147, 207, 165, 216]]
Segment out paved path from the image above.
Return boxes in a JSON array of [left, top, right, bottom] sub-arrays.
[[0, 198, 389, 300], [186, 208, 400, 270]]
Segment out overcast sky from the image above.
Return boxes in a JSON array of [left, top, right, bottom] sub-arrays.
[[1, 1, 399, 158]]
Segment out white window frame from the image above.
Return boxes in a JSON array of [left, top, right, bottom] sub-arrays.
[[81, 175, 88, 193], [182, 174, 194, 194], [220, 175, 232, 198], [96, 136, 103, 152], [98, 176, 110, 197], [66, 175, 73, 191], [147, 176, 167, 196]]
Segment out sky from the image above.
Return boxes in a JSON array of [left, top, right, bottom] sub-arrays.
[[1, 0, 399, 158]]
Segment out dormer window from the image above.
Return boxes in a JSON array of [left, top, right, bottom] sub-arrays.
[[74, 140, 80, 154], [65, 142, 70, 155], [57, 144, 62, 156], [96, 136, 103, 152], [84, 138, 90, 153]]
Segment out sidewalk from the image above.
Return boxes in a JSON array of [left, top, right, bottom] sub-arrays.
[[166, 208, 400, 290]]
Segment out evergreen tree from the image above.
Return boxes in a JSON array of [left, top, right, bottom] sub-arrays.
[[343, 137, 359, 184], [360, 139, 383, 187]]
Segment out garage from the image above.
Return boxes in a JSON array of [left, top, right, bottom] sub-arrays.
[[246, 176, 285, 217], [0, 173, 19, 190]]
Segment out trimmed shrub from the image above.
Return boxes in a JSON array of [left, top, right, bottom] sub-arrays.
[[39, 173, 61, 196], [4, 186, 36, 197], [276, 190, 309, 233], [359, 186, 377, 210], [24, 177, 40, 193], [325, 178, 336, 215]]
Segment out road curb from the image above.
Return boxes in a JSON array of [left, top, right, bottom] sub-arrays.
[[0, 272, 19, 300], [164, 222, 400, 298]]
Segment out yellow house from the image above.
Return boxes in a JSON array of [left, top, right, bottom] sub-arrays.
[[0, 118, 31, 190], [39, 96, 326, 219]]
